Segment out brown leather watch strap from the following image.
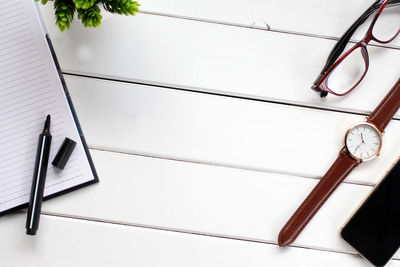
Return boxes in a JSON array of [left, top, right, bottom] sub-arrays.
[[278, 78, 400, 247], [278, 149, 358, 247], [368, 78, 400, 132]]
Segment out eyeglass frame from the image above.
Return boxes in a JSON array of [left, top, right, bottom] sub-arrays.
[[311, 0, 400, 98]]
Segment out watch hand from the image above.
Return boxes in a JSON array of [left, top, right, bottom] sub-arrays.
[[361, 133, 365, 144], [278, 79, 400, 247], [354, 143, 362, 153]]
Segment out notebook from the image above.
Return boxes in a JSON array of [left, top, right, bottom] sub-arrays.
[[0, 0, 99, 215]]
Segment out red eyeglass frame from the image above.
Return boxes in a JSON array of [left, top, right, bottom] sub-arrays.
[[316, 0, 400, 96]]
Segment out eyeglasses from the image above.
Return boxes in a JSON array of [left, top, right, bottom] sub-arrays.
[[312, 0, 400, 97]]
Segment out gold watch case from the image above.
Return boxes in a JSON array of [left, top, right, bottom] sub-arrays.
[[344, 121, 383, 162]]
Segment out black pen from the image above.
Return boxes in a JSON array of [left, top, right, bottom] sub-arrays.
[[26, 115, 52, 236]]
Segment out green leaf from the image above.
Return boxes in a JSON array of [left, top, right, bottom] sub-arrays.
[[54, 0, 76, 31], [72, 0, 96, 10], [36, 0, 140, 31], [102, 0, 140, 16], [77, 4, 102, 28]]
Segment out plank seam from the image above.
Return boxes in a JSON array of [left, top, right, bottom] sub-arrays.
[[88, 147, 376, 188], [139, 10, 400, 51], [35, 210, 400, 261], [63, 71, 400, 121]]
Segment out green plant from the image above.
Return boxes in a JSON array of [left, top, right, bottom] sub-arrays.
[[36, 0, 140, 31]]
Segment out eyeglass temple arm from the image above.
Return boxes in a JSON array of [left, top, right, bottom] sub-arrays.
[[324, 1, 381, 67], [324, 0, 400, 70], [325, 0, 400, 69], [313, 0, 399, 87]]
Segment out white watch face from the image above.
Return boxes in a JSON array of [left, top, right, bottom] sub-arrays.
[[345, 123, 382, 161]]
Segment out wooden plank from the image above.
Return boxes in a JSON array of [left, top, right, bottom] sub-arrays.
[[64, 75, 400, 185], [140, 0, 400, 47], [33, 4, 400, 265], [41, 149, 400, 259], [0, 213, 388, 267], [40, 6, 400, 115]]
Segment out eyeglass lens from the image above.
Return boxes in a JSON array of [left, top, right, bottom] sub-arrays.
[[372, 3, 400, 42], [326, 47, 367, 94], [325, 3, 399, 95]]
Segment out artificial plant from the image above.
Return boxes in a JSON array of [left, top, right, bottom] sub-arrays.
[[36, 0, 140, 31]]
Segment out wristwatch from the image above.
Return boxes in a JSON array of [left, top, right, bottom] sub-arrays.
[[278, 78, 400, 247]]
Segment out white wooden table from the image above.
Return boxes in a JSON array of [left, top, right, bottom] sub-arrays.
[[2, 1, 400, 266]]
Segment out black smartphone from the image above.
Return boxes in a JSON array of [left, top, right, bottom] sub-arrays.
[[341, 158, 400, 266]]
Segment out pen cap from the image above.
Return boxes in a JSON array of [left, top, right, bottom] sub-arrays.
[[52, 138, 76, 170]]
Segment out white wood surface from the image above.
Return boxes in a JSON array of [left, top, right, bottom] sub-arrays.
[[0, 213, 381, 267], [40, 7, 400, 116], [41, 149, 400, 259], [63, 75, 400, 186], [1, 0, 399, 266], [140, 0, 400, 47]]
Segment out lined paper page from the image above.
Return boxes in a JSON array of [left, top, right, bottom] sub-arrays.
[[0, 0, 95, 213]]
